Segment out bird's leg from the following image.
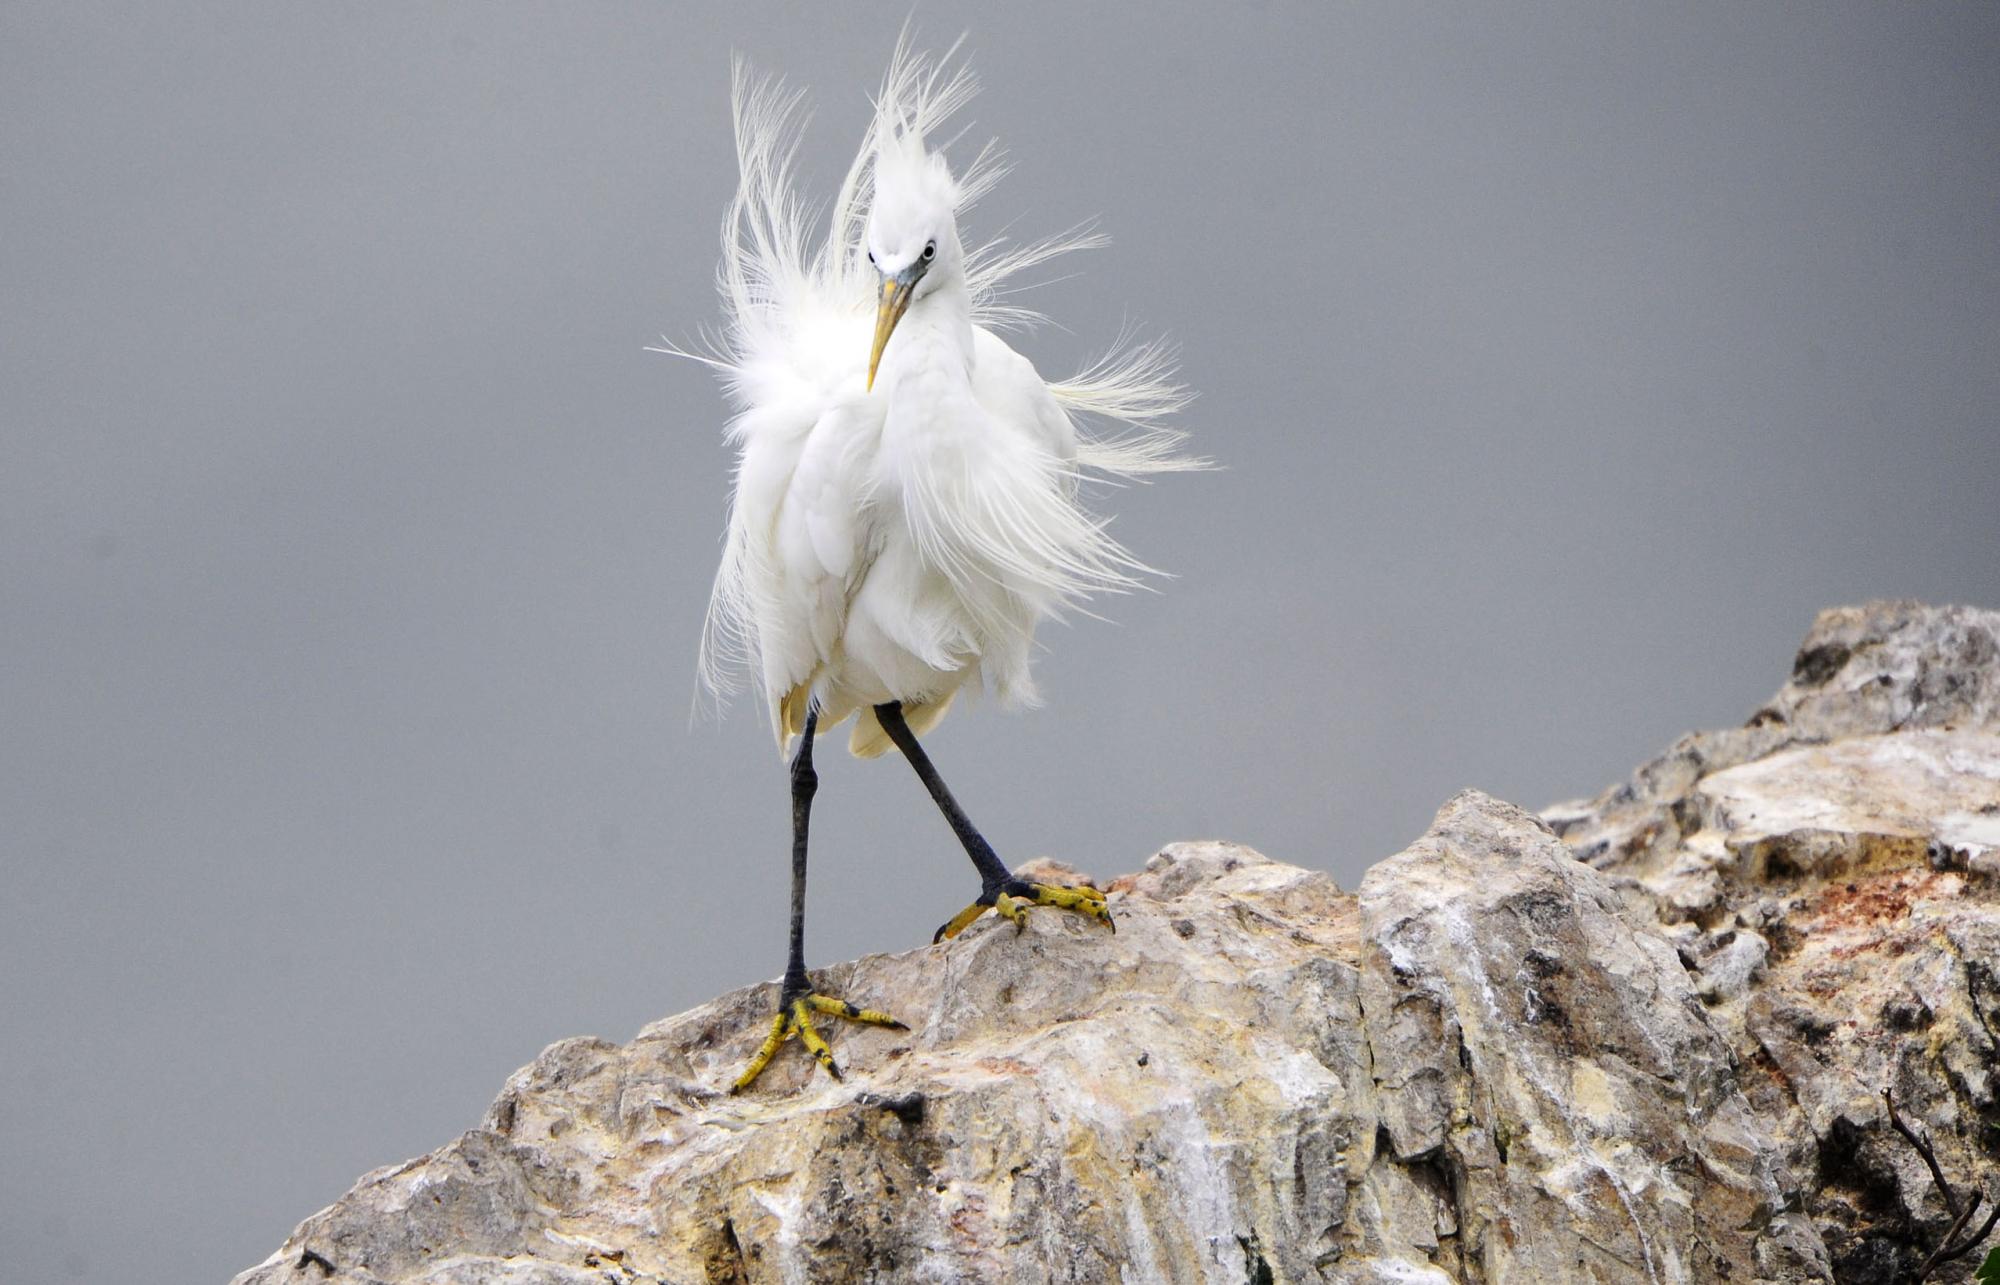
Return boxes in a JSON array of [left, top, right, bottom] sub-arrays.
[[780, 705, 819, 1004], [731, 705, 906, 1094], [872, 701, 1114, 943]]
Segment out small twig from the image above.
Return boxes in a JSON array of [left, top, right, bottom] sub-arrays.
[[1914, 1196, 1982, 1281], [1927, 1201, 2000, 1276], [1887, 1088, 1962, 1218], [1884, 1088, 2000, 1282]]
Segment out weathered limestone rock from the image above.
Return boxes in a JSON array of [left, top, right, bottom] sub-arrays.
[[1549, 601, 2000, 1282], [1358, 794, 1826, 1282], [235, 602, 2000, 1284]]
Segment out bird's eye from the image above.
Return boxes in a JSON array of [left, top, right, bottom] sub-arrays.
[[922, 240, 936, 261], [867, 250, 876, 266]]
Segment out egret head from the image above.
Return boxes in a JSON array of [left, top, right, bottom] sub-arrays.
[[865, 118, 962, 389]]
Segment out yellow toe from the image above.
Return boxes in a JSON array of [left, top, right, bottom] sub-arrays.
[[1024, 882, 1115, 931], [935, 901, 991, 942], [728, 991, 906, 1092], [994, 893, 1029, 932]]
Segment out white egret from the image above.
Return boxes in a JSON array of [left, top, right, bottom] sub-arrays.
[[665, 42, 1198, 1091]]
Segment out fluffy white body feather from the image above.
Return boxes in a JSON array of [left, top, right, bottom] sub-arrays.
[[671, 46, 1195, 757]]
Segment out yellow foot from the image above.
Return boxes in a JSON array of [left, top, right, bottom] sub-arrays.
[[730, 992, 907, 1094], [933, 879, 1114, 942]]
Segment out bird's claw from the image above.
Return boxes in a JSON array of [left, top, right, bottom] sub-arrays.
[[730, 992, 907, 1094], [932, 879, 1113, 942]]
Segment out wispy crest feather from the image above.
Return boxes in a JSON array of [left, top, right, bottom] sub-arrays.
[[668, 40, 1191, 408]]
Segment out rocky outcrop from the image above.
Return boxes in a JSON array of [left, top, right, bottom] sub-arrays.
[[1548, 601, 2000, 1282], [235, 602, 2000, 1284]]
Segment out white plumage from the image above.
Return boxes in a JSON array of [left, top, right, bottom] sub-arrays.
[[668, 42, 1196, 758]]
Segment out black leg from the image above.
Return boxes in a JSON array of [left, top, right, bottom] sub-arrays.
[[873, 701, 1114, 942], [781, 704, 819, 1002], [731, 702, 905, 1094], [873, 700, 1011, 891]]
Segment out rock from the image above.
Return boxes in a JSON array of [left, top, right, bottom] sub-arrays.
[[1551, 601, 2000, 1283], [235, 602, 2000, 1284], [1544, 599, 2000, 886], [1356, 792, 1825, 1283]]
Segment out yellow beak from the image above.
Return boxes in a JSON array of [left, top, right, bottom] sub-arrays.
[[867, 276, 914, 392]]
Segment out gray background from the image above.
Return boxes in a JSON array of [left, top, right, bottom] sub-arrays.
[[4, 2, 1996, 1279]]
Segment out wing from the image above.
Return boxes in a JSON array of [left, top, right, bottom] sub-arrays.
[[677, 65, 883, 748], [972, 327, 1078, 479], [704, 371, 884, 752], [844, 327, 1134, 712]]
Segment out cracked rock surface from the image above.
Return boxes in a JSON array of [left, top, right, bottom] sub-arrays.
[[235, 602, 1999, 1284], [1549, 601, 2000, 1283]]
